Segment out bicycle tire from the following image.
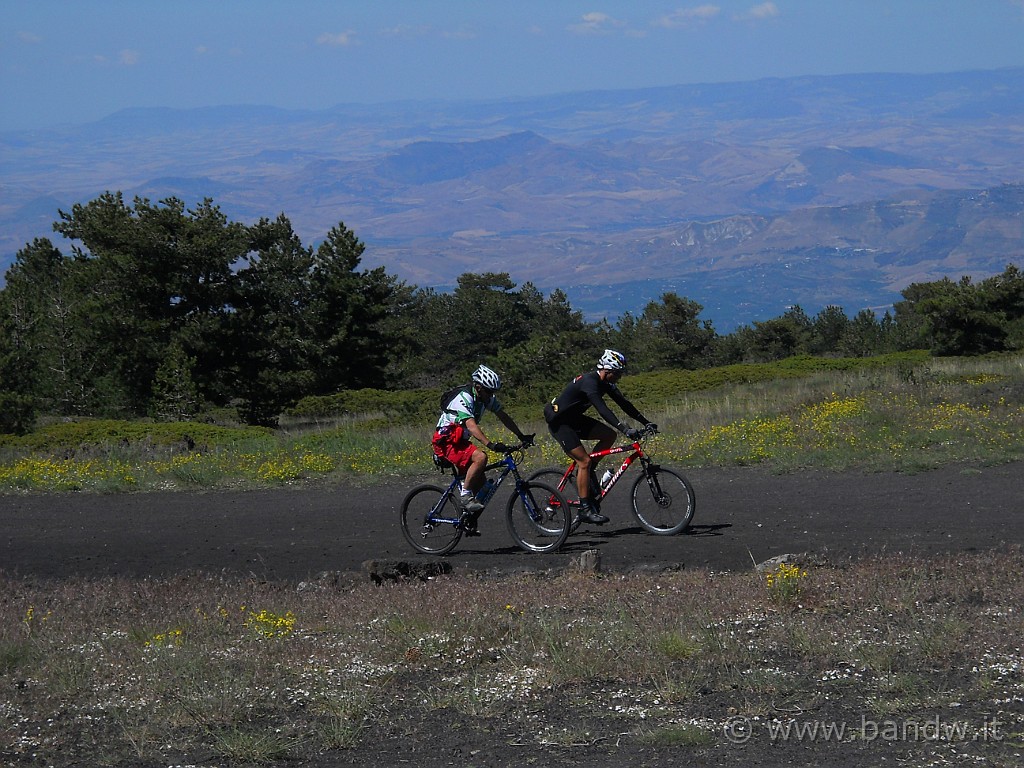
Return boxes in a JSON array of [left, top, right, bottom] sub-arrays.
[[527, 468, 583, 533], [400, 484, 464, 555], [630, 466, 696, 535], [505, 480, 572, 553]]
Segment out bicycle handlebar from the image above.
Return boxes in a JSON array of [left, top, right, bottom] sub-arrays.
[[491, 438, 534, 456], [624, 424, 659, 444]]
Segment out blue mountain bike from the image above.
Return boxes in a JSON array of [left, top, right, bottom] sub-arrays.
[[400, 442, 572, 555]]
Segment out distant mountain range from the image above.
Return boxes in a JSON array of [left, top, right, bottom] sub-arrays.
[[2, 67, 1022, 330]]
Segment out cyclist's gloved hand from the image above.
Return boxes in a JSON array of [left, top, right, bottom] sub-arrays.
[[520, 433, 536, 448], [490, 441, 513, 454], [645, 422, 659, 434], [624, 427, 642, 441]]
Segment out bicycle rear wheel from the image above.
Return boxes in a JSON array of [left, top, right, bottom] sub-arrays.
[[527, 468, 583, 533], [400, 484, 463, 555], [630, 467, 696, 535], [505, 481, 571, 553]]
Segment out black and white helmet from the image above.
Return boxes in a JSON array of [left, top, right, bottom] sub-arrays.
[[472, 364, 502, 391], [597, 349, 626, 371]]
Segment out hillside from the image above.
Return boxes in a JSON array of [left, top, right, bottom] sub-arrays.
[[2, 67, 1022, 328]]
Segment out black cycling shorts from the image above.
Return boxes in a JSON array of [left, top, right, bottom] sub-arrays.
[[546, 413, 610, 453]]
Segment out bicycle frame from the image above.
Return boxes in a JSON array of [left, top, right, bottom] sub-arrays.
[[429, 450, 527, 527], [403, 441, 573, 555], [552, 434, 655, 502], [530, 425, 694, 536]]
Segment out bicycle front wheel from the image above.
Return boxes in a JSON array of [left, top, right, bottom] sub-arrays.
[[400, 484, 463, 555], [506, 481, 571, 553], [630, 467, 696, 535]]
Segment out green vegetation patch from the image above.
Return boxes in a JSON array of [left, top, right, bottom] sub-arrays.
[[625, 351, 931, 411], [1, 352, 1021, 492], [287, 387, 434, 421], [0, 419, 271, 452]]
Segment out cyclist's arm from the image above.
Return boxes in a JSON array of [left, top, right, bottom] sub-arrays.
[[462, 417, 491, 447], [607, 386, 649, 425], [495, 409, 528, 442], [586, 390, 626, 431], [575, 372, 623, 430]]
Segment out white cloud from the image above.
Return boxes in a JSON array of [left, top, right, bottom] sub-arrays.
[[568, 12, 626, 35], [317, 31, 358, 47], [379, 24, 432, 38], [441, 25, 477, 40], [17, 31, 43, 44], [82, 48, 140, 68], [654, 5, 721, 29], [377, 23, 474, 40], [734, 2, 780, 21]]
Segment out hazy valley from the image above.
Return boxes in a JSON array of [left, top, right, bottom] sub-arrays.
[[2, 67, 1022, 329]]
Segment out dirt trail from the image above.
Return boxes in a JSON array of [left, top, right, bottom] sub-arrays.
[[2, 462, 1020, 581]]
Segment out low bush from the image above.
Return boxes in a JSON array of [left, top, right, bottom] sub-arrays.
[[1, 351, 1021, 492], [0, 419, 270, 452], [623, 351, 931, 411], [287, 387, 435, 421]]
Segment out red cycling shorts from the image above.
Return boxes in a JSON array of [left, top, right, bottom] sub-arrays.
[[432, 425, 478, 473]]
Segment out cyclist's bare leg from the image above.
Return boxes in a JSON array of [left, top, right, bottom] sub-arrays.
[[580, 422, 616, 480], [570, 440, 611, 525], [462, 447, 488, 495], [568, 445, 594, 500]]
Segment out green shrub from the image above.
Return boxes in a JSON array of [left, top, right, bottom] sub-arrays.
[[0, 419, 271, 451], [4, 350, 1021, 493], [283, 352, 933, 424], [286, 388, 434, 421], [619, 351, 931, 412]]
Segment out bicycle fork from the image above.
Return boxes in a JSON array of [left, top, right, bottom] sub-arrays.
[[510, 472, 547, 524], [640, 460, 670, 506], [420, 488, 460, 534]]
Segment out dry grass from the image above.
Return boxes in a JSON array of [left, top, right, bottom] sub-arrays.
[[2, 549, 1023, 765]]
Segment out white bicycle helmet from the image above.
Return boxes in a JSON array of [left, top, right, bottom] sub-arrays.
[[597, 349, 626, 371], [472, 364, 502, 391]]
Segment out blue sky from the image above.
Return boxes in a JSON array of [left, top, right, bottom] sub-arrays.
[[2, 1, 1023, 131]]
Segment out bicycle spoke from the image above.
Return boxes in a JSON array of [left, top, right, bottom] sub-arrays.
[[527, 468, 583, 533], [630, 468, 696, 535], [506, 481, 571, 553], [400, 485, 464, 554]]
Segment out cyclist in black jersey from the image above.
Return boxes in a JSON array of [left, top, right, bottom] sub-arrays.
[[543, 349, 656, 524]]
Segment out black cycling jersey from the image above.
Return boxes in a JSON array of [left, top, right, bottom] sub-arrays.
[[546, 370, 645, 433]]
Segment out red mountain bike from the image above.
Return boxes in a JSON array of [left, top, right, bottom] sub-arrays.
[[529, 425, 696, 535]]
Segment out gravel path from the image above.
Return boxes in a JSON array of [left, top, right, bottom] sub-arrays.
[[3, 461, 1020, 581]]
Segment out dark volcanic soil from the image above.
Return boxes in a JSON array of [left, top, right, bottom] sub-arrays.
[[2, 462, 1020, 581], [2, 461, 1022, 768]]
